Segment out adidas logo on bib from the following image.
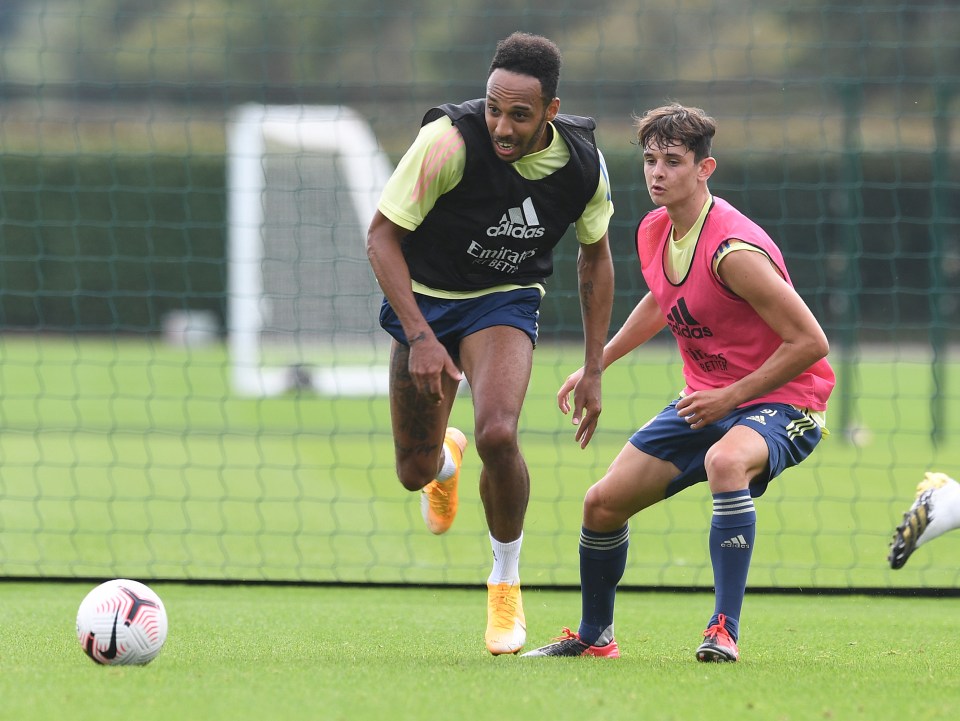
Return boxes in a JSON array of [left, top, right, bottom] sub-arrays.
[[487, 197, 545, 239], [666, 297, 713, 339]]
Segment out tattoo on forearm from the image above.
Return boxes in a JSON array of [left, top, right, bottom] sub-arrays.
[[580, 279, 594, 313], [407, 331, 427, 345]]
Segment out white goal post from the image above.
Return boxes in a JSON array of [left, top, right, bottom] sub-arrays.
[[227, 104, 394, 396]]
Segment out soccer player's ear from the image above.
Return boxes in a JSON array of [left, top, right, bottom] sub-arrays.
[[545, 97, 560, 122], [698, 156, 717, 182]]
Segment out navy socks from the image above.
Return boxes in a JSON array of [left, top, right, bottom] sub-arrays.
[[577, 525, 629, 645], [708, 490, 756, 640], [577, 490, 755, 645]]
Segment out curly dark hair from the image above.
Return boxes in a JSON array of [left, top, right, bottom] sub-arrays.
[[634, 103, 717, 162], [488, 32, 563, 102]]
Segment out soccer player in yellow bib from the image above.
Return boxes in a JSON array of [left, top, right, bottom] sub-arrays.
[[366, 32, 615, 655]]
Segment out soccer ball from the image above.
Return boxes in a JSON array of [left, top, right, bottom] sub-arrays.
[[76, 579, 168, 665]]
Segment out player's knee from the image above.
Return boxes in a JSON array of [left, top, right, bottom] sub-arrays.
[[473, 419, 519, 462], [583, 484, 627, 530], [704, 447, 752, 492], [395, 459, 436, 492]]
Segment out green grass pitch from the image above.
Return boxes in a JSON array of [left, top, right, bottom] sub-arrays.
[[1, 582, 959, 721]]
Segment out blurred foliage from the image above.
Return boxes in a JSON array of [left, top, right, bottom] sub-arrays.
[[784, 0, 960, 85], [0, 0, 956, 96], [1, 1, 957, 160]]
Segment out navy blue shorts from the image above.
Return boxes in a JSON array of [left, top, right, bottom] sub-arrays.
[[628, 399, 824, 498], [379, 287, 541, 359]]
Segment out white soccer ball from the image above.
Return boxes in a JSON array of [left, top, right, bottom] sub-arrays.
[[76, 579, 168, 665]]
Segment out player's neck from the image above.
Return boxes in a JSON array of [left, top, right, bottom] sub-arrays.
[[667, 188, 711, 241]]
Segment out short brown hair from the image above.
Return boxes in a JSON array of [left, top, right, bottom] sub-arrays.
[[634, 103, 716, 161]]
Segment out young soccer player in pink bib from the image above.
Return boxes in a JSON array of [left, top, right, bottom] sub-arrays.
[[524, 103, 835, 661]]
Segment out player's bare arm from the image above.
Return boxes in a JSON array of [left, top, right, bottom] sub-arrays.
[[558, 291, 664, 413], [565, 234, 615, 447], [558, 291, 666, 449], [366, 210, 462, 402], [677, 248, 829, 426], [602, 291, 668, 368]]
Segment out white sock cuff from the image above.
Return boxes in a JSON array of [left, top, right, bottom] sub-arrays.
[[488, 532, 523, 585], [436, 443, 457, 482], [490, 532, 523, 552]]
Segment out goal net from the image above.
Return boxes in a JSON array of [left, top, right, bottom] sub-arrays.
[[227, 104, 393, 397]]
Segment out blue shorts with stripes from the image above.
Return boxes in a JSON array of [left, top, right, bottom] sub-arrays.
[[379, 287, 541, 359], [628, 399, 824, 498]]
